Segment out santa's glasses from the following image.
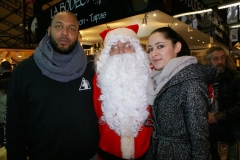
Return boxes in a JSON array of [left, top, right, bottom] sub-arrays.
[[110, 42, 134, 54]]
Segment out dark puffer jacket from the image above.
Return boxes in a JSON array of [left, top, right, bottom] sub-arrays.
[[213, 68, 240, 137], [145, 64, 216, 160]]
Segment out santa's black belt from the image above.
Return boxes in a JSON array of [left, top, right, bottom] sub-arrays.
[[98, 147, 147, 160]]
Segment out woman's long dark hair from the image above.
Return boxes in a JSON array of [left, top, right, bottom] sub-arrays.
[[150, 27, 191, 57]]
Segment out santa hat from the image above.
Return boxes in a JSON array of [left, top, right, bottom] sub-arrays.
[[99, 24, 139, 45]]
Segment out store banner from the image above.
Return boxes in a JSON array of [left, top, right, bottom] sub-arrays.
[[27, 0, 212, 44], [28, 0, 156, 43]]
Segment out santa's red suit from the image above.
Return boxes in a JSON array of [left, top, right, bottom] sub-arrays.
[[93, 24, 152, 159], [93, 74, 152, 159]]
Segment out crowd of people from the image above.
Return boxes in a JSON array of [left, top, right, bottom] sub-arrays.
[[2, 11, 240, 160]]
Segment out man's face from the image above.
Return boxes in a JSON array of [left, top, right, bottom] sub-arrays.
[[110, 41, 135, 56], [48, 12, 79, 54], [210, 50, 226, 73]]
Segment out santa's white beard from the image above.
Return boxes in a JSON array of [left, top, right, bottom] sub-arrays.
[[97, 53, 149, 137]]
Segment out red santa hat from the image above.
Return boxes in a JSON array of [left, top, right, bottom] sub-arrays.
[[99, 24, 139, 45]]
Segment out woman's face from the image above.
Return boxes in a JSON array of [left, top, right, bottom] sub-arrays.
[[148, 32, 180, 70]]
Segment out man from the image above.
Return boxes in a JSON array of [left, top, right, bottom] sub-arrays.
[[205, 46, 240, 160], [93, 24, 152, 159], [0, 61, 12, 120], [5, 11, 99, 160], [0, 61, 12, 80], [0, 60, 12, 92], [0, 61, 12, 146]]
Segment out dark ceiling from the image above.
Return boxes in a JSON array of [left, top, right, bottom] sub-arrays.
[[0, 0, 61, 49], [0, 0, 237, 49]]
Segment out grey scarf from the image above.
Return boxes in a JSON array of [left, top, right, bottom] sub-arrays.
[[147, 56, 197, 105], [34, 35, 87, 82]]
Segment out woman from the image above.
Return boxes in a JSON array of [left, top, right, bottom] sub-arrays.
[[145, 27, 215, 160]]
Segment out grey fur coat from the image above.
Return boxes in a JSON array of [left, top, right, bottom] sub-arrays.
[[145, 64, 216, 160]]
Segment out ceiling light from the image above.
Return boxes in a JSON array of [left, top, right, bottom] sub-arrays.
[[18, 53, 22, 58], [153, 13, 156, 16], [173, 9, 212, 18], [15, 51, 22, 58], [142, 13, 148, 26], [142, 18, 147, 26], [218, 2, 240, 9], [229, 24, 240, 28]]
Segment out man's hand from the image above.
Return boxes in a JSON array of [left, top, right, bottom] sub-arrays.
[[208, 112, 216, 123]]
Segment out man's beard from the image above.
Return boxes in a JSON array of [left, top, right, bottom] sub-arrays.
[[97, 53, 149, 137], [216, 63, 225, 74], [50, 33, 78, 55]]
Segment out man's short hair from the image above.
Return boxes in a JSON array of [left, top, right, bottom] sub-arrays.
[[1, 61, 12, 71]]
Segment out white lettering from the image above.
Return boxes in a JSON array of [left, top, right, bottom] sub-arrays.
[[79, 19, 86, 25], [51, 6, 59, 18], [60, 2, 66, 12], [50, 0, 90, 18], [89, 12, 106, 23], [188, 0, 192, 7], [180, 0, 204, 11], [79, 0, 89, 6], [75, 0, 81, 8]]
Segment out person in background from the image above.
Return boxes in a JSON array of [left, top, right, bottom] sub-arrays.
[[4, 11, 99, 160], [145, 27, 215, 160], [0, 61, 12, 81], [0, 61, 12, 147], [0, 77, 10, 148], [0, 80, 8, 125], [204, 46, 240, 160], [93, 24, 152, 159], [0, 60, 12, 124]]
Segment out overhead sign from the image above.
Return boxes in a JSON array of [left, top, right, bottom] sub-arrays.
[[28, 0, 156, 43], [27, 0, 220, 44]]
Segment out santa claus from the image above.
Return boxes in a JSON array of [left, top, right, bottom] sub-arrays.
[[93, 24, 152, 160]]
